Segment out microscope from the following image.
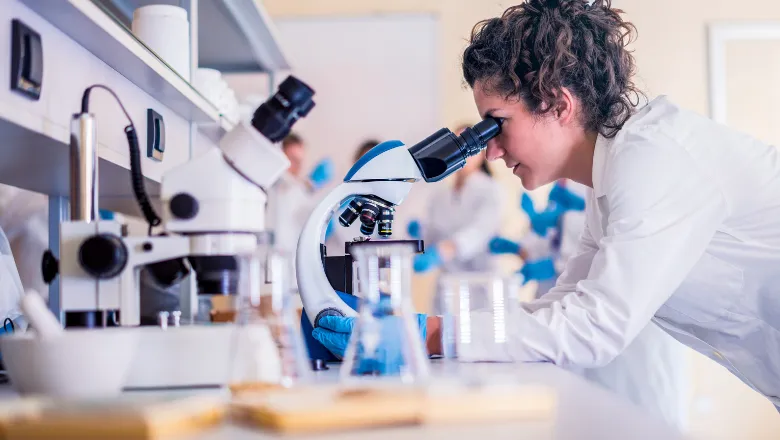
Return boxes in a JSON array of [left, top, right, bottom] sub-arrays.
[[45, 76, 315, 328], [297, 118, 502, 331]]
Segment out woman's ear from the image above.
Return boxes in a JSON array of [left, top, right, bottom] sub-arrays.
[[555, 88, 576, 124]]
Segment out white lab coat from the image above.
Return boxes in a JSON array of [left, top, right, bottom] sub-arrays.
[[0, 185, 48, 300], [423, 172, 503, 313], [266, 173, 317, 288], [551, 184, 690, 428], [466, 95, 780, 409], [425, 171, 503, 274]]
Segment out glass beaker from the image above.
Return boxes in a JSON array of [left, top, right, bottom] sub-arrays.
[[340, 241, 429, 384], [228, 248, 310, 393], [439, 273, 521, 363]]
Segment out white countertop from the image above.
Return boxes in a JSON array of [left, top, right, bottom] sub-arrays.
[[0, 361, 689, 440]]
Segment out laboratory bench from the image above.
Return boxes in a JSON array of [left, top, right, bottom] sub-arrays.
[[0, 361, 689, 440]]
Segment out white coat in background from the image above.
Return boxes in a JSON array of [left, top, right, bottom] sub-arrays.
[[266, 172, 317, 288], [466, 96, 780, 412], [0, 185, 48, 301], [422, 171, 503, 314], [425, 171, 503, 274]]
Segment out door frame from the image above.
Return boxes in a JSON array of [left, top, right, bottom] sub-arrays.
[[708, 22, 780, 123]]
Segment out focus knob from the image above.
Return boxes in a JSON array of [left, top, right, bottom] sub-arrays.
[[78, 234, 128, 279], [170, 193, 199, 220], [41, 250, 59, 284]]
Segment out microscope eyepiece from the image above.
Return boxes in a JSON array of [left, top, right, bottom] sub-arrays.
[[408, 117, 503, 183], [251, 76, 316, 143]]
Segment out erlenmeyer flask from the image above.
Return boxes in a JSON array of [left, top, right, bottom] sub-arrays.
[[228, 248, 310, 393], [340, 241, 429, 384]]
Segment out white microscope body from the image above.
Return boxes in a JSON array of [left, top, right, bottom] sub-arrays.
[[54, 76, 315, 328], [296, 142, 423, 323], [297, 119, 503, 327]]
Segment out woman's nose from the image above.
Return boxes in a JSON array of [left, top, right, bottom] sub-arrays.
[[485, 139, 504, 161]]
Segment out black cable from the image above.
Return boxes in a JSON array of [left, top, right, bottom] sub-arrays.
[[81, 85, 162, 234], [125, 126, 162, 230]]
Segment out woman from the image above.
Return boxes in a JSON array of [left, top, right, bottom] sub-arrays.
[[266, 132, 333, 288], [459, 0, 779, 409], [411, 124, 503, 281]]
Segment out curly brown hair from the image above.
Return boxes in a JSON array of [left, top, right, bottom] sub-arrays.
[[462, 0, 643, 138]]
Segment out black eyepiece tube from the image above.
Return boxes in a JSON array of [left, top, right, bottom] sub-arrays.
[[408, 117, 502, 182]]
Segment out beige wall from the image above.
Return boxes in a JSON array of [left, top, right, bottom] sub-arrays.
[[263, 1, 780, 438]]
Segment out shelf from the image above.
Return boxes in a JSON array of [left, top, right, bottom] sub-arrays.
[[20, 0, 225, 142], [198, 0, 290, 72], [0, 104, 160, 218], [91, 0, 290, 73]]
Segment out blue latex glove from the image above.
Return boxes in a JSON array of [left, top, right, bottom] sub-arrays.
[[488, 236, 522, 255], [520, 192, 536, 215], [549, 183, 586, 211], [521, 193, 563, 237], [407, 220, 422, 239], [519, 257, 557, 283], [413, 246, 441, 273], [311, 314, 427, 375], [99, 209, 115, 220], [309, 158, 334, 189]]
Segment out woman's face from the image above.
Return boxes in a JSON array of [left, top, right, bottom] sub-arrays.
[[472, 81, 576, 190]]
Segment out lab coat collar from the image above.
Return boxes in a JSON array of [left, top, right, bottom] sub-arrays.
[[590, 96, 658, 198]]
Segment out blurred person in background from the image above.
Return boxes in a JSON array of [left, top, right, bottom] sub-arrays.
[[0, 185, 48, 302], [267, 132, 334, 286], [490, 179, 588, 296]]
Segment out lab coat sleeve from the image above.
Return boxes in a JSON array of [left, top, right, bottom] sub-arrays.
[[464, 138, 729, 367], [449, 184, 503, 261]]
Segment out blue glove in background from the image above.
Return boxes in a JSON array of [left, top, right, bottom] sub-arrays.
[[407, 220, 422, 239], [312, 314, 427, 374], [99, 209, 115, 221], [520, 192, 536, 215], [489, 236, 522, 255], [521, 193, 563, 237], [309, 158, 334, 189], [549, 183, 586, 211], [413, 246, 441, 273], [519, 257, 557, 283]]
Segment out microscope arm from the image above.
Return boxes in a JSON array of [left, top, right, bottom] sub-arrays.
[[297, 180, 415, 326]]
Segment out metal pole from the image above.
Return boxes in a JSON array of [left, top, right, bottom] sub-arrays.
[[69, 114, 98, 222]]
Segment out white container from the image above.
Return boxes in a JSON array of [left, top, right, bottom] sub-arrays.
[[132, 5, 191, 80], [0, 329, 139, 398], [193, 68, 226, 104]]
